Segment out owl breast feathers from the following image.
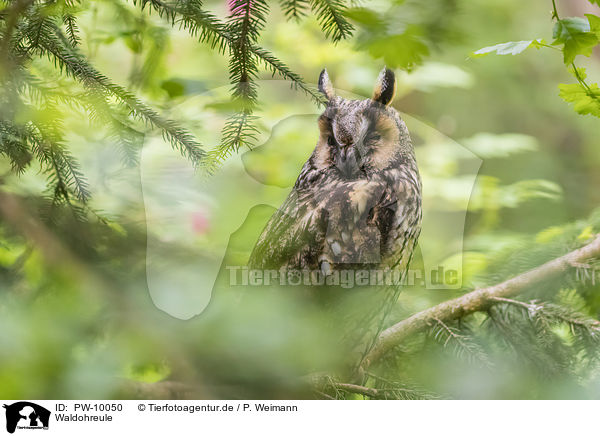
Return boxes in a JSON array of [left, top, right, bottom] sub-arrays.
[[249, 68, 422, 277]]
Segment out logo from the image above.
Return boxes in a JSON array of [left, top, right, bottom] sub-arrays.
[[3, 402, 50, 434]]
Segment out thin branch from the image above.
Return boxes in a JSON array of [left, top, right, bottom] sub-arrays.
[[309, 0, 353, 42], [551, 0, 559, 20], [361, 234, 600, 372], [333, 382, 389, 399], [251, 45, 324, 104], [489, 296, 533, 309], [79, 236, 600, 400]]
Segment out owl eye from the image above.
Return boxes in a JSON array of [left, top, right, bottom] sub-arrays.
[[370, 133, 382, 142], [327, 135, 336, 147]]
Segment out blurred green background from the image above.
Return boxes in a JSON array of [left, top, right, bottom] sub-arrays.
[[1, 0, 600, 399]]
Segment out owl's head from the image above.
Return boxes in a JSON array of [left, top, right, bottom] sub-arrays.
[[313, 67, 412, 178]]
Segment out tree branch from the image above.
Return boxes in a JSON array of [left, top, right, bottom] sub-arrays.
[[332, 383, 389, 399], [360, 234, 600, 372], [105, 235, 600, 399], [0, 0, 35, 60]]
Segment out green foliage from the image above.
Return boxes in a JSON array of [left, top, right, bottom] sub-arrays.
[[1, 0, 600, 401], [309, 0, 353, 42], [348, 6, 429, 70], [360, 27, 429, 71], [486, 298, 600, 377], [472, 3, 600, 120], [429, 318, 492, 367], [279, 0, 309, 21], [552, 17, 598, 64], [559, 68, 600, 117], [0, 0, 357, 197], [588, 13, 600, 36], [0, 0, 203, 207], [472, 39, 545, 57]]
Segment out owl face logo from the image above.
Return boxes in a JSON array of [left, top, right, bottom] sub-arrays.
[[3, 402, 51, 434]]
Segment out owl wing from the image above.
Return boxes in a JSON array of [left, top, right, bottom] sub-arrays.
[[248, 172, 419, 273], [247, 187, 328, 270], [375, 167, 423, 273], [248, 170, 422, 361]]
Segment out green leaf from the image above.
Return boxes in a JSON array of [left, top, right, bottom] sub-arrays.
[[558, 82, 600, 117], [471, 39, 545, 57], [360, 26, 429, 70], [552, 17, 598, 64], [344, 7, 384, 29], [568, 65, 588, 80], [585, 13, 600, 36]]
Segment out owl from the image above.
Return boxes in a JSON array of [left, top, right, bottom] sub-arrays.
[[248, 67, 422, 279]]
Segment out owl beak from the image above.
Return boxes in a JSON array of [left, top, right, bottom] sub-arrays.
[[337, 146, 360, 178], [339, 146, 349, 161]]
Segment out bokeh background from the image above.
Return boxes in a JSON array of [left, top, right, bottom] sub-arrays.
[[1, 0, 600, 399]]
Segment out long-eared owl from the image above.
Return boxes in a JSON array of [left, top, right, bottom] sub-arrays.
[[249, 67, 422, 280]]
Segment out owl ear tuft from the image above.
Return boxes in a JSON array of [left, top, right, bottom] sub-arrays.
[[372, 67, 396, 106], [318, 68, 335, 102]]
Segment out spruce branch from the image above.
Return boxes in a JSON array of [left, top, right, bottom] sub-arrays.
[[31, 25, 205, 166], [0, 0, 35, 60], [62, 13, 80, 47], [279, 0, 309, 21], [490, 296, 600, 350], [26, 117, 91, 203], [329, 382, 438, 400], [130, 0, 229, 52], [309, 0, 353, 42], [252, 45, 325, 104], [207, 0, 268, 165], [430, 317, 492, 367], [130, 0, 320, 103], [307, 373, 440, 400], [88, 236, 600, 400], [0, 120, 32, 172], [131, 0, 329, 167], [361, 234, 600, 372], [330, 382, 392, 399], [206, 112, 259, 168]]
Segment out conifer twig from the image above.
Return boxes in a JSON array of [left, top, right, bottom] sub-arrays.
[[360, 234, 600, 372]]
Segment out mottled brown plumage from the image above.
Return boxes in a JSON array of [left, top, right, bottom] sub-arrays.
[[249, 68, 422, 276], [248, 68, 422, 367]]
